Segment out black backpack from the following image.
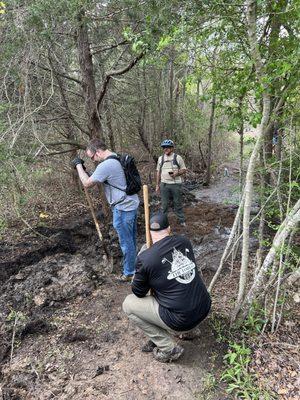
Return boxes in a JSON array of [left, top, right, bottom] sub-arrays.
[[105, 154, 142, 195]]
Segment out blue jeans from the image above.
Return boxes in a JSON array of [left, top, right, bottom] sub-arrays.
[[113, 208, 137, 276]]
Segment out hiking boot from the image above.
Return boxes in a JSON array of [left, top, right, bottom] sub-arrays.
[[153, 345, 184, 363], [118, 274, 133, 283], [141, 340, 157, 353]]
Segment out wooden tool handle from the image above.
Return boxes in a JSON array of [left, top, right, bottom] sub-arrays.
[[143, 185, 151, 248], [83, 187, 103, 241]]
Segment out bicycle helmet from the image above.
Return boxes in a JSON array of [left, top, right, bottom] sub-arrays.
[[160, 139, 174, 148]]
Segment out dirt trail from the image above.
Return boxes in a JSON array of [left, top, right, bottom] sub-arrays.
[[0, 189, 237, 399], [194, 175, 240, 205], [193, 162, 259, 211], [1, 278, 228, 400]]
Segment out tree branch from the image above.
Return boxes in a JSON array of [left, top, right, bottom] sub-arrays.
[[34, 62, 82, 85], [48, 54, 90, 136], [96, 52, 144, 111], [239, 199, 300, 320], [45, 140, 85, 149], [92, 40, 128, 55], [39, 148, 80, 157], [34, 115, 68, 123]]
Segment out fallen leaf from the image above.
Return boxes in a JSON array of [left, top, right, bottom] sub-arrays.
[[293, 293, 300, 303], [277, 388, 288, 395]]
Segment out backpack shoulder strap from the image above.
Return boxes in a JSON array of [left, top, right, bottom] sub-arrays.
[[159, 154, 165, 175], [106, 154, 120, 162], [173, 153, 180, 168], [103, 154, 125, 192]]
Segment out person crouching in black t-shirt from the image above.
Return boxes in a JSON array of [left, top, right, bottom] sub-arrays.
[[122, 212, 211, 363]]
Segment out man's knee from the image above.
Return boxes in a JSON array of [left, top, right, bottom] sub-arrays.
[[122, 293, 137, 315]]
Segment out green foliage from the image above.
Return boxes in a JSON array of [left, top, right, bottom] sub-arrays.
[[0, 142, 48, 223], [6, 310, 28, 351], [210, 314, 229, 343], [210, 312, 275, 398], [222, 342, 271, 399], [0, 103, 9, 133], [194, 373, 218, 400], [202, 373, 217, 391], [0, 152, 31, 190], [0, 0, 299, 266], [6, 309, 27, 323], [261, 147, 300, 230], [0, 1, 6, 14], [28, 0, 94, 26], [242, 303, 267, 335], [157, 34, 173, 51]]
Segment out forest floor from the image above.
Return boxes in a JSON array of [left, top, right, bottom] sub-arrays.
[[0, 166, 299, 400]]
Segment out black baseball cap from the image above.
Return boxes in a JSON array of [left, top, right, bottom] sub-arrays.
[[149, 212, 170, 231]]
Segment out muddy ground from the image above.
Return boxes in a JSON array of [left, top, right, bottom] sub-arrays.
[[0, 183, 237, 400], [0, 176, 299, 400]]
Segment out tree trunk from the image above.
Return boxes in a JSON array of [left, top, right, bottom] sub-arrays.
[[239, 130, 244, 195], [208, 190, 246, 293], [232, 0, 272, 317], [48, 53, 82, 191], [198, 141, 207, 170], [205, 94, 216, 186], [104, 103, 116, 151], [77, 10, 102, 139], [256, 155, 266, 272], [169, 52, 174, 136], [238, 96, 245, 195]]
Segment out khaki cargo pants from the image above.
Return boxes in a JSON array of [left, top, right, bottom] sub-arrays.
[[122, 294, 176, 353]]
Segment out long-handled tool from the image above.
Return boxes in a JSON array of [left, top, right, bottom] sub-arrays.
[[83, 186, 109, 258], [143, 185, 151, 248], [143, 185, 154, 296]]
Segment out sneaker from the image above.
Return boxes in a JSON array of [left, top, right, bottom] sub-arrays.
[[118, 274, 133, 282], [180, 222, 186, 227], [141, 340, 157, 353], [153, 345, 184, 363]]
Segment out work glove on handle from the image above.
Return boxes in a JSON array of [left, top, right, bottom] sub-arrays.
[[71, 157, 86, 170]]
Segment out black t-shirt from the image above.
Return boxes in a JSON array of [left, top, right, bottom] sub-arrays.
[[131, 235, 211, 331]]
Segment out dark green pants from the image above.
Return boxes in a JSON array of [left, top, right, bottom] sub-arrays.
[[160, 183, 185, 223]]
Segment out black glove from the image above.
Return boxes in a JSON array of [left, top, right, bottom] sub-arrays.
[[71, 157, 85, 169]]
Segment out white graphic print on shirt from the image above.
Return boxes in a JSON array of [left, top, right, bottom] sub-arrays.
[[163, 248, 196, 284]]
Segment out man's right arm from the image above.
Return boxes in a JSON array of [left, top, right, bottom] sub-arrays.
[[173, 155, 187, 178], [131, 257, 150, 297], [77, 165, 96, 188], [71, 157, 96, 188], [79, 159, 109, 188]]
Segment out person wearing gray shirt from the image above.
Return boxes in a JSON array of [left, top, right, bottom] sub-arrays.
[[72, 139, 139, 281]]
